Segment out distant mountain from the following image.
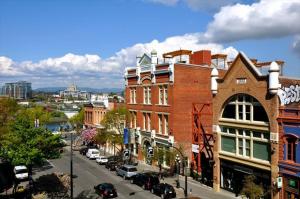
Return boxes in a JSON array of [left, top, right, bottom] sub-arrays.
[[34, 87, 123, 94]]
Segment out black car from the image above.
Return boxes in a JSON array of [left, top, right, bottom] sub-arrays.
[[79, 147, 88, 155], [130, 172, 160, 190], [105, 160, 119, 171], [151, 183, 176, 199], [94, 183, 117, 199]]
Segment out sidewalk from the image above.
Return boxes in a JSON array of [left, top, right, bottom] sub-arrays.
[[137, 161, 240, 199]]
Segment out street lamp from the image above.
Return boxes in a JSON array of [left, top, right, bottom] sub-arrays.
[[175, 154, 180, 188], [169, 144, 188, 198], [70, 125, 75, 199]]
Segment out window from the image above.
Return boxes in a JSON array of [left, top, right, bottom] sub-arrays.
[[220, 126, 270, 161], [221, 94, 268, 122], [221, 136, 236, 153], [147, 113, 151, 131], [143, 113, 146, 130], [158, 115, 163, 134], [144, 87, 151, 104], [133, 112, 137, 128], [164, 115, 169, 135], [159, 85, 168, 105], [130, 88, 136, 104], [286, 137, 297, 162]]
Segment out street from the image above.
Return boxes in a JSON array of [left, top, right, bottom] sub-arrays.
[[33, 147, 161, 199]]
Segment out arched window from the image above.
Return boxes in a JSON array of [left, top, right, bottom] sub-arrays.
[[220, 94, 270, 161], [222, 94, 268, 122]]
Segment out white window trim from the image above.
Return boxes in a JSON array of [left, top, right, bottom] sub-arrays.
[[220, 127, 270, 162]]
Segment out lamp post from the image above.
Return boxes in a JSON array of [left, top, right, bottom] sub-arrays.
[[70, 125, 75, 199], [170, 145, 188, 198]]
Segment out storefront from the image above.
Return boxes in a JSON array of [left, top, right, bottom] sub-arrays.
[[221, 160, 271, 197]]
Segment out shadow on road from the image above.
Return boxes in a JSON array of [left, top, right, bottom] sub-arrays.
[[32, 161, 54, 174], [34, 173, 70, 198], [75, 189, 99, 199]]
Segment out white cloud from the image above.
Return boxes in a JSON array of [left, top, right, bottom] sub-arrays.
[[147, 0, 241, 11], [146, 0, 179, 6], [0, 34, 238, 88], [0, 57, 24, 76], [203, 0, 300, 42], [292, 35, 300, 58], [185, 0, 241, 12]]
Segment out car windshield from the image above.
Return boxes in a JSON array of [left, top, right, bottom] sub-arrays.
[[103, 184, 114, 190], [151, 177, 159, 184], [92, 151, 99, 154], [128, 168, 137, 172], [16, 169, 28, 174]]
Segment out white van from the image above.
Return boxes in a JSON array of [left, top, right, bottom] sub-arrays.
[[14, 165, 29, 181], [86, 149, 100, 159]]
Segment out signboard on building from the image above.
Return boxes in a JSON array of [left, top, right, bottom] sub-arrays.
[[124, 128, 129, 144], [192, 144, 199, 153]]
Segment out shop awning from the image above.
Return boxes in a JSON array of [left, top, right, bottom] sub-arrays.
[[283, 126, 300, 137]]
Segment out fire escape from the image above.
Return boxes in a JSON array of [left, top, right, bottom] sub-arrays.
[[192, 103, 215, 174]]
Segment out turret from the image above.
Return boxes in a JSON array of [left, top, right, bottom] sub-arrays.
[[211, 67, 219, 95], [151, 50, 157, 83], [268, 61, 280, 94]]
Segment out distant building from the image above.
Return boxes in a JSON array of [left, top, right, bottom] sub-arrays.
[[59, 83, 90, 100], [1, 81, 32, 100]]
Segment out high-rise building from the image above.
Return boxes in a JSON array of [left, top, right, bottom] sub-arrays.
[[1, 81, 32, 100]]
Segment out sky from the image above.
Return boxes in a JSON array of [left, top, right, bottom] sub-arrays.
[[0, 0, 300, 89]]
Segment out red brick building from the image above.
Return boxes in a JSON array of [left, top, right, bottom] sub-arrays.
[[124, 49, 227, 183], [277, 78, 300, 199]]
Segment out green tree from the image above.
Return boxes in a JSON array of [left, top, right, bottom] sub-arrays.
[[101, 106, 130, 135], [0, 112, 63, 166], [240, 175, 264, 199], [69, 108, 84, 133], [0, 98, 19, 138]]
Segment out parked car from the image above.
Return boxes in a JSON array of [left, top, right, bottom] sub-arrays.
[[79, 147, 88, 155], [96, 156, 108, 165], [14, 165, 28, 181], [86, 149, 100, 159], [116, 165, 137, 179], [130, 172, 160, 190], [105, 160, 119, 171], [151, 183, 176, 199], [94, 183, 117, 198]]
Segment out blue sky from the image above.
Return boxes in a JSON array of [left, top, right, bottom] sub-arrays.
[[0, 0, 300, 89]]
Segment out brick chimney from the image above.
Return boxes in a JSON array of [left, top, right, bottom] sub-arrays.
[[190, 50, 211, 65]]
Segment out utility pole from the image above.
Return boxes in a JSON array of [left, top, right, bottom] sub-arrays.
[[70, 129, 74, 199]]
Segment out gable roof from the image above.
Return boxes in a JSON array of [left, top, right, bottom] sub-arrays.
[[139, 53, 151, 66], [219, 51, 266, 82]]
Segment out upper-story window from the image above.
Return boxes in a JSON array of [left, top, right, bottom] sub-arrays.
[[158, 113, 169, 135], [222, 94, 268, 123], [285, 136, 297, 162], [220, 126, 270, 161], [158, 114, 163, 134], [142, 112, 151, 131], [164, 115, 169, 135], [130, 88, 136, 104], [130, 111, 137, 128], [143, 87, 151, 104], [159, 85, 168, 105]]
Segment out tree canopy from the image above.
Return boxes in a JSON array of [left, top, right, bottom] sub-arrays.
[[0, 98, 64, 166], [101, 106, 130, 135]]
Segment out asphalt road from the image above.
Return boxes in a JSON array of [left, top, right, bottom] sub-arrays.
[[35, 148, 161, 199]]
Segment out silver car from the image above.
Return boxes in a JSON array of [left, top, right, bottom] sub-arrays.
[[116, 165, 137, 179]]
